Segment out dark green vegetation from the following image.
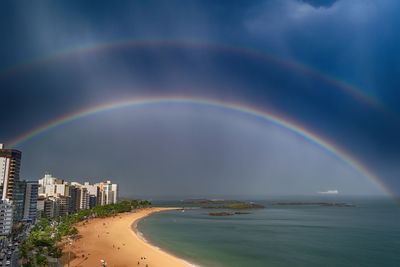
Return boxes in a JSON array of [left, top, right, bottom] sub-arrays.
[[19, 200, 151, 267], [183, 199, 265, 209]]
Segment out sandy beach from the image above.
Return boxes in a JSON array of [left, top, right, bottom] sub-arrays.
[[63, 207, 192, 267]]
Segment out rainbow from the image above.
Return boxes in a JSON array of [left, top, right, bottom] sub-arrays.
[[0, 39, 384, 110], [7, 96, 392, 197]]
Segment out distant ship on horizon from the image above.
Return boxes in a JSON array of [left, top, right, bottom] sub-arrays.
[[318, 190, 339, 195]]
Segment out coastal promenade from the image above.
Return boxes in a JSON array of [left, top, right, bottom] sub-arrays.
[[64, 207, 192, 267]]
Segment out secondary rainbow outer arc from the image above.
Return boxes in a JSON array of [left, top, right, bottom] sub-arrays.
[[0, 39, 382, 109], [7, 96, 392, 197]]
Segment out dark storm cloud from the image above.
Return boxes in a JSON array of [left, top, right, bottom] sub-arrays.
[[301, 0, 338, 8], [244, 0, 400, 106], [18, 105, 384, 197], [0, 0, 399, 196]]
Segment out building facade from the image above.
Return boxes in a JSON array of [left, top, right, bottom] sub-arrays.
[[96, 181, 118, 205], [57, 196, 70, 217], [38, 173, 63, 189], [38, 173, 65, 197], [43, 197, 57, 218], [13, 180, 26, 221], [68, 185, 81, 214], [0, 200, 13, 236], [0, 144, 22, 201], [36, 173, 119, 219], [79, 187, 89, 210], [23, 181, 39, 222], [36, 196, 46, 218]]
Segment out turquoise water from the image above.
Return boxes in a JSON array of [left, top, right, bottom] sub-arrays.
[[137, 197, 400, 267]]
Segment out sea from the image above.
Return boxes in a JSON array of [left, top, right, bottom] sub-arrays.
[[137, 196, 400, 267]]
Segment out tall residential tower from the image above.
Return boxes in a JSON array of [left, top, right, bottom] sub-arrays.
[[23, 181, 39, 222], [0, 144, 22, 200]]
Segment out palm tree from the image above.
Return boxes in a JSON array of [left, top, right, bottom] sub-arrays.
[[139, 200, 152, 208]]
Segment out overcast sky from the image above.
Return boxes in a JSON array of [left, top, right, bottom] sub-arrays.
[[0, 0, 399, 197]]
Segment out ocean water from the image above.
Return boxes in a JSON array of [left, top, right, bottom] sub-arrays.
[[137, 197, 400, 267]]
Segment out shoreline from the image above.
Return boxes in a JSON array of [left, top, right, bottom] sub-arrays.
[[63, 207, 194, 267], [131, 208, 200, 267]]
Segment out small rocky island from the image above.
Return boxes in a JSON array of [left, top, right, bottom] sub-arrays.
[[183, 199, 264, 216], [271, 202, 355, 207], [209, 211, 252, 216], [209, 212, 233, 216]]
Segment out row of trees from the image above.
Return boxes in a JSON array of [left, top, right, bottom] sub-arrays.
[[19, 199, 151, 267]]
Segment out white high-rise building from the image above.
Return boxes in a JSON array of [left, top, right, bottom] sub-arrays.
[[82, 182, 99, 196], [43, 184, 56, 197], [38, 173, 67, 197], [95, 181, 118, 205], [0, 199, 13, 235], [35, 175, 119, 219], [70, 182, 90, 210], [38, 174, 63, 187], [80, 187, 90, 210], [55, 183, 69, 197]]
